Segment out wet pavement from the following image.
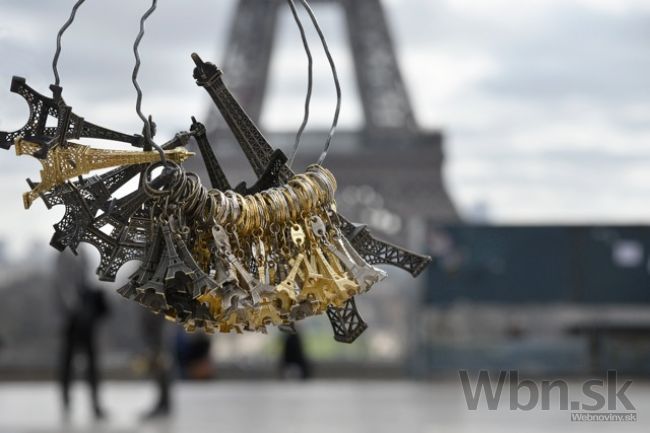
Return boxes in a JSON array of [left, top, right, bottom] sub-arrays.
[[0, 380, 647, 432]]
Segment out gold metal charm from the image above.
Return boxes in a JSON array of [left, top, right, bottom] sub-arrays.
[[15, 138, 193, 208]]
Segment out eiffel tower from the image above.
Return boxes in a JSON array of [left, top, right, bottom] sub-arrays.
[[192, 0, 458, 238]]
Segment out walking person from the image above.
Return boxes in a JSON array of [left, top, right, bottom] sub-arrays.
[[54, 248, 109, 420], [140, 310, 174, 419], [280, 328, 311, 380]]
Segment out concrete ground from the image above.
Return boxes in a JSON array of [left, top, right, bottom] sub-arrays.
[[0, 380, 647, 433]]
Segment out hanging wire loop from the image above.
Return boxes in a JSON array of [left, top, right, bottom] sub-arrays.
[[286, 0, 314, 169], [299, 0, 342, 166], [52, 0, 88, 89], [131, 0, 167, 165]]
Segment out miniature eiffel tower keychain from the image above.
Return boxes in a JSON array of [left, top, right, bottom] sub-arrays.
[[0, 0, 431, 343]]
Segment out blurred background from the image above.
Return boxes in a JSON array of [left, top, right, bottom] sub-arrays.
[[1, 0, 650, 431]]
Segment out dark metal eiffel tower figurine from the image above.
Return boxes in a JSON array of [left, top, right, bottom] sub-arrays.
[[191, 53, 292, 182], [190, 117, 232, 191], [192, 53, 431, 343], [326, 297, 368, 343], [0, 77, 144, 150]]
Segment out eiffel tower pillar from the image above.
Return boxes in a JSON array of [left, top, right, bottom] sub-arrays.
[[342, 0, 418, 142], [210, 0, 281, 126]]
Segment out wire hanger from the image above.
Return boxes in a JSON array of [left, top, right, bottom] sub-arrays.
[[52, 0, 87, 92], [298, 0, 342, 166], [131, 0, 167, 165], [47, 0, 88, 150], [284, 0, 342, 167], [286, 0, 314, 169]]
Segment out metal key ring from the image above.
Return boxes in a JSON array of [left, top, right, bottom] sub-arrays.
[[295, 173, 321, 206], [307, 164, 337, 192], [282, 185, 301, 221], [141, 161, 180, 199], [267, 188, 288, 224], [289, 176, 314, 211], [307, 168, 335, 202], [225, 191, 241, 225], [210, 189, 227, 223]]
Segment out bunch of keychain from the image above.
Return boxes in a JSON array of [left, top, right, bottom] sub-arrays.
[[0, 0, 431, 343], [118, 163, 386, 333]]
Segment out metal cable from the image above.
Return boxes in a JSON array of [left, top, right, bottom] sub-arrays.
[[52, 0, 87, 88], [286, 0, 314, 169], [298, 0, 342, 166], [132, 0, 167, 165]]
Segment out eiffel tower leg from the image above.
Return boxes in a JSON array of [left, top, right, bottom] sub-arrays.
[[343, 0, 417, 137], [219, 0, 281, 123], [326, 298, 368, 344]]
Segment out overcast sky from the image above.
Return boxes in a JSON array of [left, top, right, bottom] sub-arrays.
[[0, 0, 649, 256]]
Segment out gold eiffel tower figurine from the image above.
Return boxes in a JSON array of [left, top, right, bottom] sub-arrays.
[[15, 138, 194, 209]]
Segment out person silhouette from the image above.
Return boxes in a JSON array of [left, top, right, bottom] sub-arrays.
[[140, 310, 173, 419], [54, 248, 109, 419], [280, 328, 311, 380]]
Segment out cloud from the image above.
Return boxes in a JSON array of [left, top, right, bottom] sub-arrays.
[[375, 0, 650, 222]]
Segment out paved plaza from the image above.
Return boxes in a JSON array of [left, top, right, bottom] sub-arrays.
[[0, 380, 648, 433]]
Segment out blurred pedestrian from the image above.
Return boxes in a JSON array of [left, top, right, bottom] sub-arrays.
[[279, 328, 311, 380], [54, 249, 109, 420], [140, 310, 174, 419], [176, 330, 214, 380]]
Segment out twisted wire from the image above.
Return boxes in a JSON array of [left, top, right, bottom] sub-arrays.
[[131, 0, 167, 165], [298, 0, 342, 166], [286, 0, 314, 168], [52, 0, 87, 88]]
